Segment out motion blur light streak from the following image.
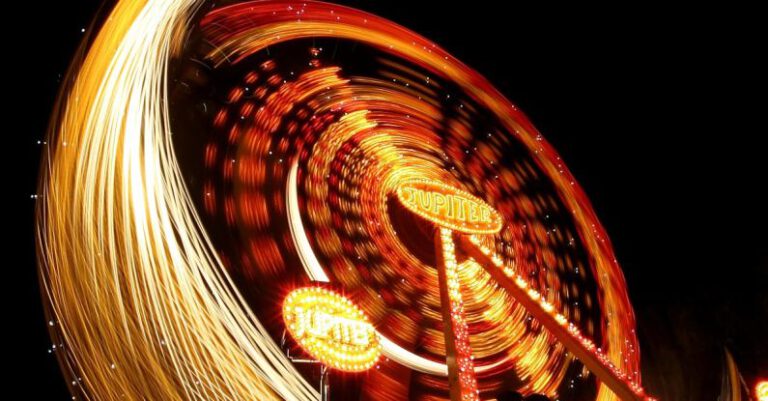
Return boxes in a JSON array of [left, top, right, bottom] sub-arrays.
[[37, 0, 316, 400], [37, 0, 653, 400], [288, 160, 331, 283]]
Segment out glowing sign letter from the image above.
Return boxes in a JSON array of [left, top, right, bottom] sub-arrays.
[[396, 179, 502, 234], [283, 287, 381, 372]]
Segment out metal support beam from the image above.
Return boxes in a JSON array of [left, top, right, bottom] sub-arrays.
[[458, 235, 647, 401], [435, 229, 479, 401]]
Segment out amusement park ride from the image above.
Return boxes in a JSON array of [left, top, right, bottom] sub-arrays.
[[281, 177, 654, 401], [37, 1, 686, 400]]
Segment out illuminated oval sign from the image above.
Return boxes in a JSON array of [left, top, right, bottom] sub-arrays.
[[396, 179, 503, 234], [283, 287, 380, 372], [757, 381, 768, 401]]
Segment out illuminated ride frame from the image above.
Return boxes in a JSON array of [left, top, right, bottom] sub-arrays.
[[281, 178, 653, 401], [36, 1, 662, 401]]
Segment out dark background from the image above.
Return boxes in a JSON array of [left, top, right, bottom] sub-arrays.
[[15, 1, 766, 400]]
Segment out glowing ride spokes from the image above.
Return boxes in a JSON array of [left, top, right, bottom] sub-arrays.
[[395, 179, 656, 401], [461, 235, 656, 401]]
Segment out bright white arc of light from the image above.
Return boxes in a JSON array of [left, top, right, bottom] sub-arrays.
[[287, 160, 331, 282]]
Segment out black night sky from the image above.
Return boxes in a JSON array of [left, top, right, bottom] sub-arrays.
[[15, 1, 766, 400]]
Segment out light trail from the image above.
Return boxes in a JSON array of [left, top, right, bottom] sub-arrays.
[[38, 1, 649, 400], [37, 1, 318, 400]]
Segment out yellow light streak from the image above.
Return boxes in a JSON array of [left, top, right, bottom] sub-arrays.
[[37, 1, 319, 400]]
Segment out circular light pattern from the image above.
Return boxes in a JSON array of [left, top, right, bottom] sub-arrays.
[[182, 2, 643, 399], [396, 178, 503, 234], [37, 1, 646, 400], [185, 2, 641, 399], [283, 287, 381, 372]]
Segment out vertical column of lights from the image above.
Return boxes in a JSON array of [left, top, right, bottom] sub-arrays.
[[436, 228, 480, 401], [462, 235, 656, 401]]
